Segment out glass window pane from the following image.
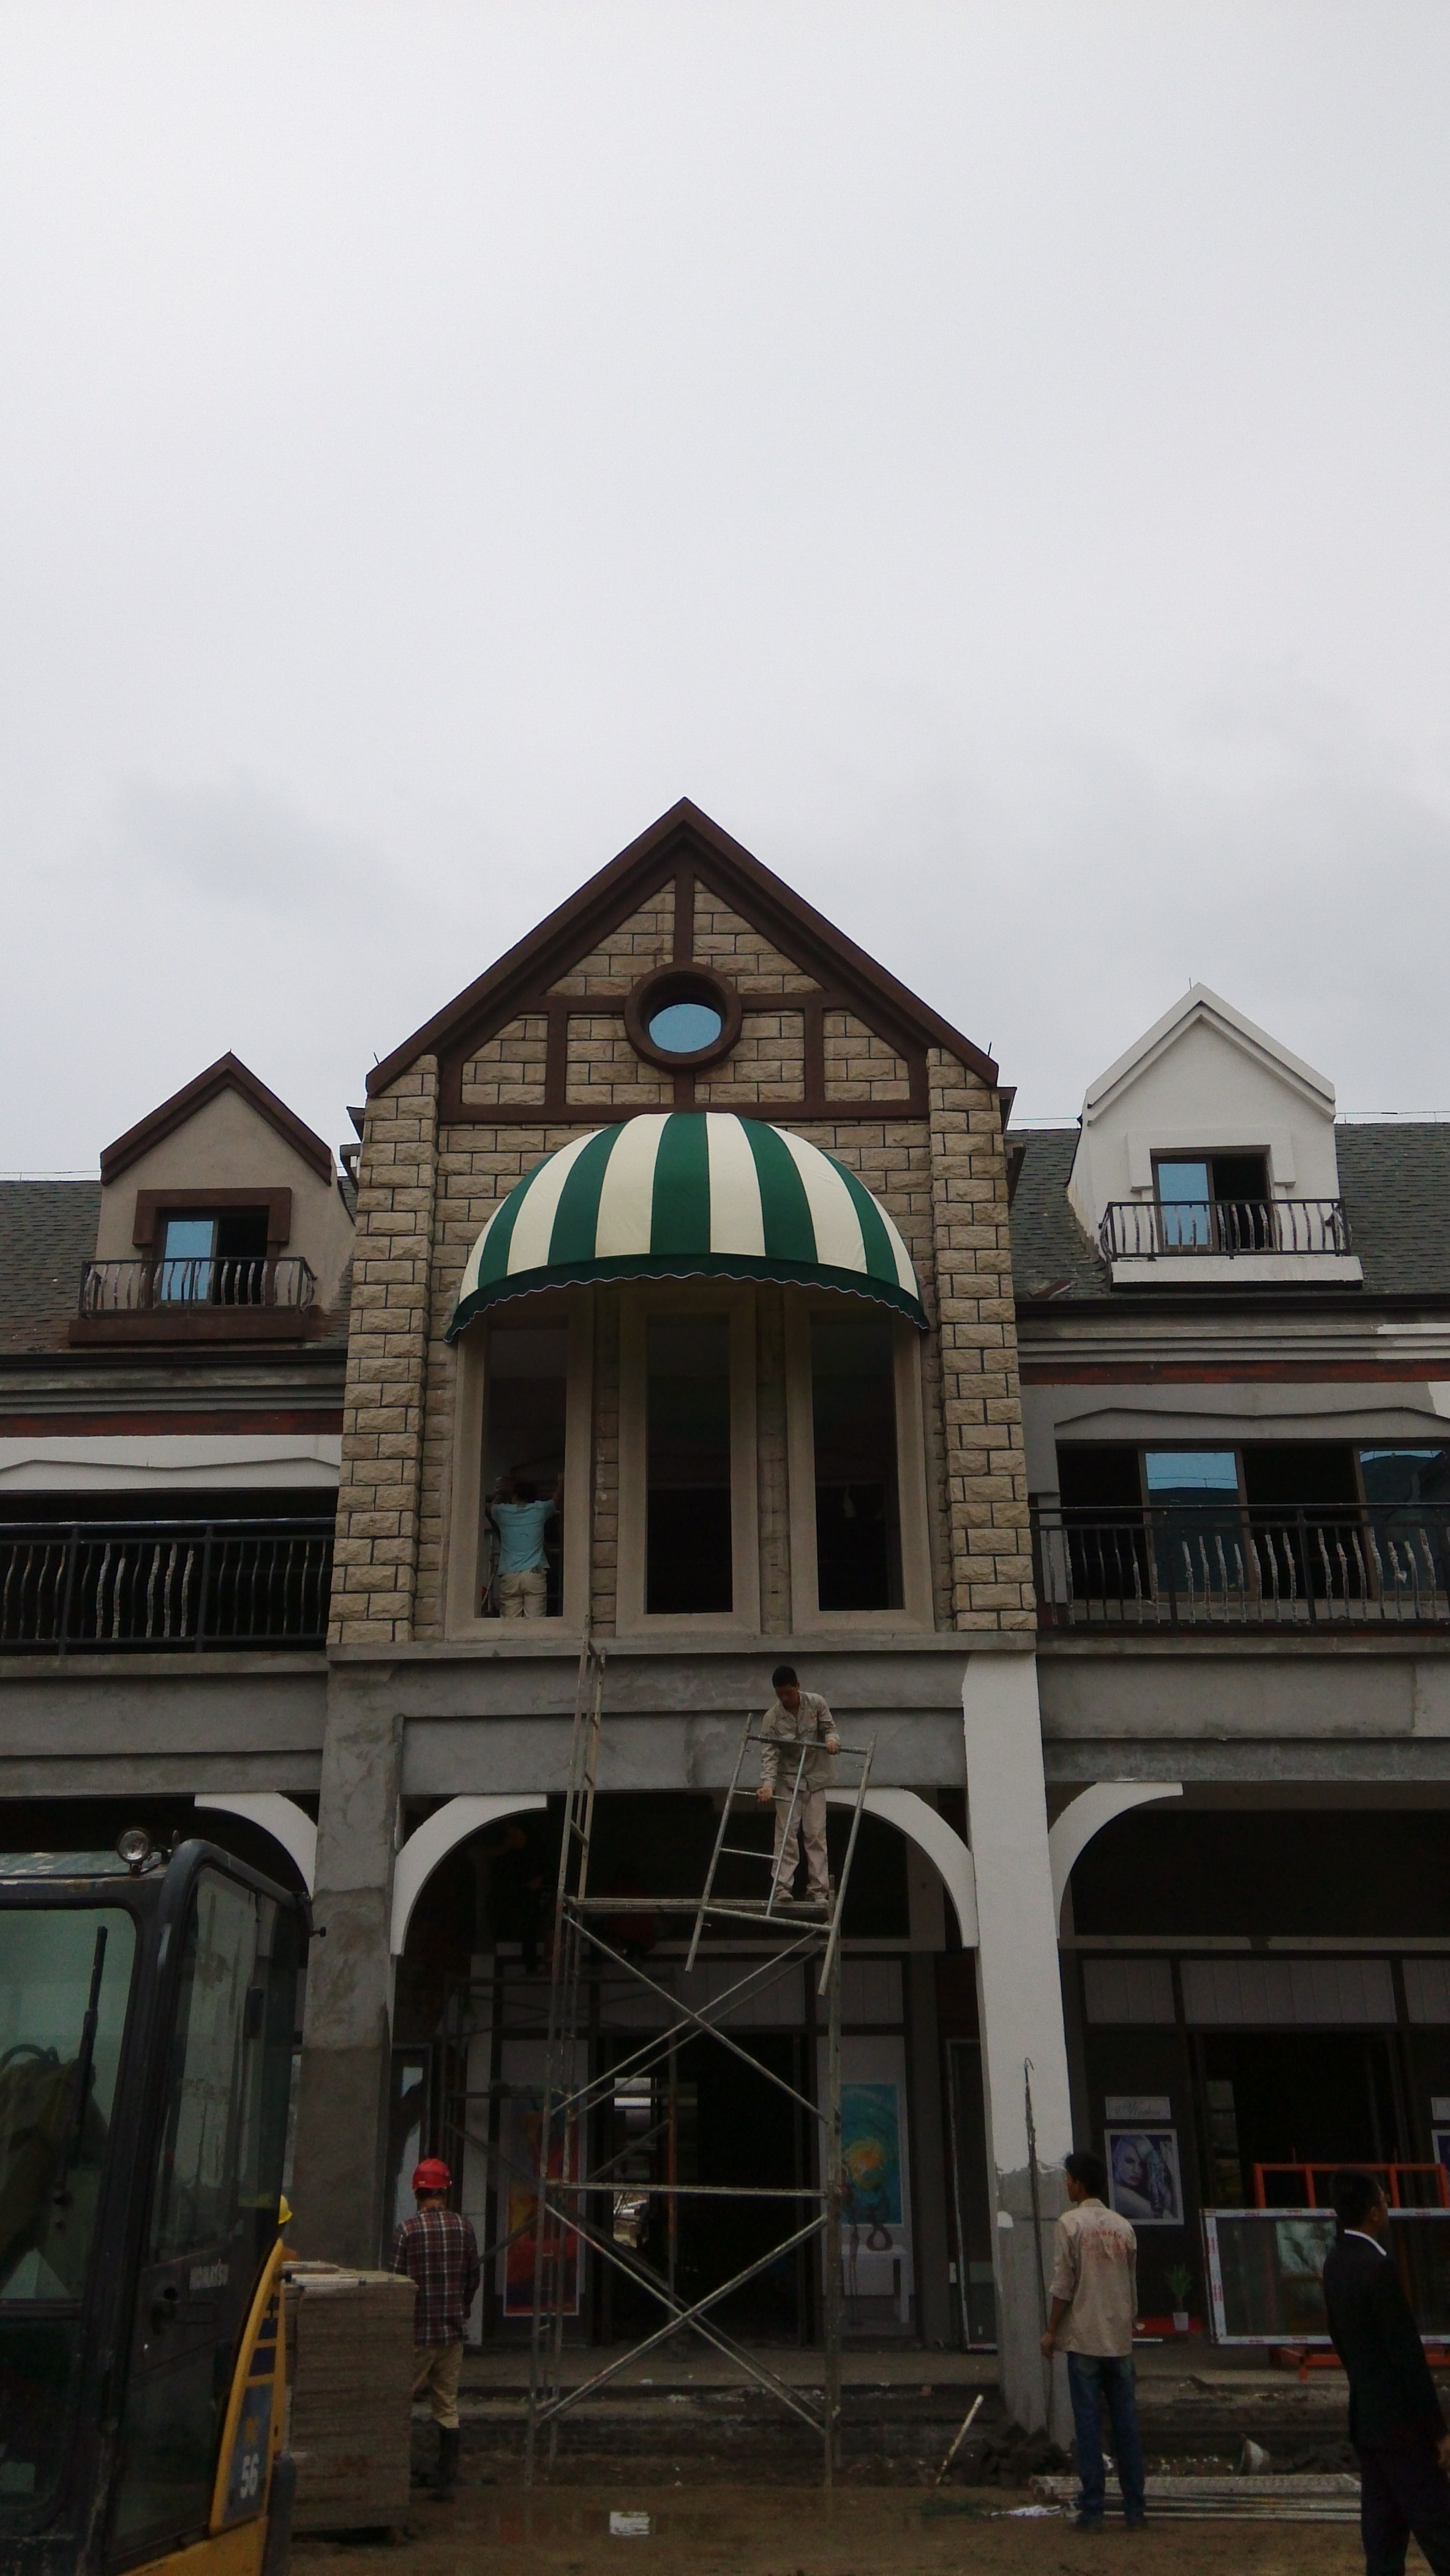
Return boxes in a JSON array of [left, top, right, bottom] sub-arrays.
[[484, 1326, 568, 1616], [1359, 1449, 1450, 1508], [1144, 1451, 1241, 1501], [0, 1908, 137, 2526], [159, 1218, 215, 1304], [646, 1318, 732, 1614], [0, 1907, 136, 2302], [647, 1001, 723, 1053], [1155, 1161, 1211, 1249], [115, 1874, 293, 2549], [811, 1314, 902, 1612]]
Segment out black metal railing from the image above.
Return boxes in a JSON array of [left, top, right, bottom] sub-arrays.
[[1099, 1199, 1350, 1260], [0, 1518, 334, 1653], [77, 1256, 317, 1313], [1031, 1502, 1450, 1629]]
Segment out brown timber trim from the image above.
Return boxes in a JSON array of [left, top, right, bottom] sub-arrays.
[[132, 1188, 293, 1252], [370, 801, 997, 1096], [440, 985, 928, 1123], [673, 864, 695, 963], [67, 1309, 329, 1349], [101, 1054, 334, 1185]]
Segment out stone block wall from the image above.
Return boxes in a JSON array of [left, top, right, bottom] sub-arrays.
[[926, 1047, 1034, 1629], [566, 1016, 672, 1110], [696, 1011, 806, 1104], [459, 1016, 548, 1109], [329, 1060, 439, 1646], [548, 891, 674, 995], [694, 882, 819, 992], [329, 970, 1031, 1646], [823, 1012, 911, 1101]]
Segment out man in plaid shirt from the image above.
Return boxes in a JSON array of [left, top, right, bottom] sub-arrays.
[[391, 2158, 480, 2501]]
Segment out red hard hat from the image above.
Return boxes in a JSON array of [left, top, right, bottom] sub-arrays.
[[412, 2158, 451, 2193]]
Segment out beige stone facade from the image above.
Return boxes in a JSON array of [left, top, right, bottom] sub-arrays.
[[329, 820, 1032, 1646]]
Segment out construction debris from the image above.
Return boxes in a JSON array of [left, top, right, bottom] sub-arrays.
[[1031, 2470, 1361, 2522]]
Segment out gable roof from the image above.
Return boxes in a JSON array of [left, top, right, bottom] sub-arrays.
[[366, 798, 997, 1097], [100, 1054, 336, 1186], [1082, 983, 1336, 1122]]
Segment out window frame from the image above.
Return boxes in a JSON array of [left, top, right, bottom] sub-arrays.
[[784, 1292, 934, 1633], [445, 1289, 593, 1639], [616, 1282, 760, 1635]]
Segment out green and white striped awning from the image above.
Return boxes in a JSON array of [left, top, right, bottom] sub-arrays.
[[446, 1112, 925, 1338]]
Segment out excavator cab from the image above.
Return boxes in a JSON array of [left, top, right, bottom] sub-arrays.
[[0, 1835, 307, 2576]]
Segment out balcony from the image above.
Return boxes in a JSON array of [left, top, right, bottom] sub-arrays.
[[0, 1517, 334, 1654], [69, 1254, 321, 1345], [1031, 1501, 1450, 1631], [1097, 1197, 1361, 1288]]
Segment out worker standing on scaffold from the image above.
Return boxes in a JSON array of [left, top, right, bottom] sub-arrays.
[[757, 1662, 840, 1911]]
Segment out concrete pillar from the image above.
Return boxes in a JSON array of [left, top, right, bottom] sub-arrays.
[[961, 1650, 1073, 2435], [291, 1671, 403, 2266]]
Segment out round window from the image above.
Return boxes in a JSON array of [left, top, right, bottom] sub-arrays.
[[647, 998, 724, 1055]]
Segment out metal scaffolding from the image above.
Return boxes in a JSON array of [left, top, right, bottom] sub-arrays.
[[454, 1637, 874, 2485]]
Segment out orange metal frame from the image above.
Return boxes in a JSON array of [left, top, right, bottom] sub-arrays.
[[1252, 2161, 1450, 2210]]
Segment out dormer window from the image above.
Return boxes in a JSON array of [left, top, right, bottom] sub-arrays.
[[1154, 1153, 1271, 1252]]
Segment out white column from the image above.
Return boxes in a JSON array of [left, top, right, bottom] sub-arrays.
[[961, 1651, 1073, 2435]]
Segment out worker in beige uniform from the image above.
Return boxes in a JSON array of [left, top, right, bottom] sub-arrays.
[[1041, 2147, 1146, 2531], [756, 1663, 839, 1911]]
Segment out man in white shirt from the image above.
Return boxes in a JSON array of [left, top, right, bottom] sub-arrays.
[[756, 1664, 839, 1910], [1042, 2148, 1146, 2531]]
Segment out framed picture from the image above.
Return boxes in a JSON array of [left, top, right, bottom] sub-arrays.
[[1105, 2125, 1184, 2227]]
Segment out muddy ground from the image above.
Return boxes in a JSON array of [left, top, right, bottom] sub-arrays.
[[293, 2482, 1363, 2575]]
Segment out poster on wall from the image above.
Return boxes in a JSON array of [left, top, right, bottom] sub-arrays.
[[497, 2084, 582, 2317], [840, 2082, 903, 2240], [1105, 2125, 1184, 2227]]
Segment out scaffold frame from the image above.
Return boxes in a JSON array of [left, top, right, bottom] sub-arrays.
[[449, 1637, 875, 2486]]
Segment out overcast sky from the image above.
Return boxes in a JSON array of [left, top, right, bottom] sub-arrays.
[[3, 2, 1449, 1168]]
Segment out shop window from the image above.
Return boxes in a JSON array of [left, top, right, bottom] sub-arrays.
[[645, 1317, 732, 1614], [481, 1324, 568, 1616], [810, 1314, 902, 1612]]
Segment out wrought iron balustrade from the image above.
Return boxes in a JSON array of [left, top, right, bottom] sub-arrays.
[[1031, 1501, 1450, 1630], [1099, 1199, 1351, 1261], [77, 1255, 317, 1312], [0, 1517, 335, 1653]]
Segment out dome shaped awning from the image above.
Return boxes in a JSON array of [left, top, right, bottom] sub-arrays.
[[446, 1112, 925, 1338]]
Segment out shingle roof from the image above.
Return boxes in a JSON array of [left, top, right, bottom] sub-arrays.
[[1009, 1123, 1450, 1304], [0, 1182, 101, 1349], [1008, 1131, 1106, 1301]]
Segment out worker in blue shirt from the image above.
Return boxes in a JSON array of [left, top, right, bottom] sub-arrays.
[[489, 1471, 563, 1616]]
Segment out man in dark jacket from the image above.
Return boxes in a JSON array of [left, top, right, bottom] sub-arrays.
[[1322, 2167, 1450, 2574]]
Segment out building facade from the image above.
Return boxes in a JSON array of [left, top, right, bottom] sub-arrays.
[[4, 804, 1449, 2431]]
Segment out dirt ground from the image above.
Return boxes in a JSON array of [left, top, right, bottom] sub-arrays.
[[292, 2482, 1364, 2575]]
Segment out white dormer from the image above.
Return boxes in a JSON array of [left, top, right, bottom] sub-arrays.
[[1067, 984, 1362, 1287]]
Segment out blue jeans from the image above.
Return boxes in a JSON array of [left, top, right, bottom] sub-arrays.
[[1066, 2350, 1146, 2522]]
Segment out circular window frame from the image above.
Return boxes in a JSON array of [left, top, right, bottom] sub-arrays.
[[624, 965, 743, 1071]]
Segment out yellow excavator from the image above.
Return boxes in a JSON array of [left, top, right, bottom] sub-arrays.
[[1, 1830, 308, 2576]]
